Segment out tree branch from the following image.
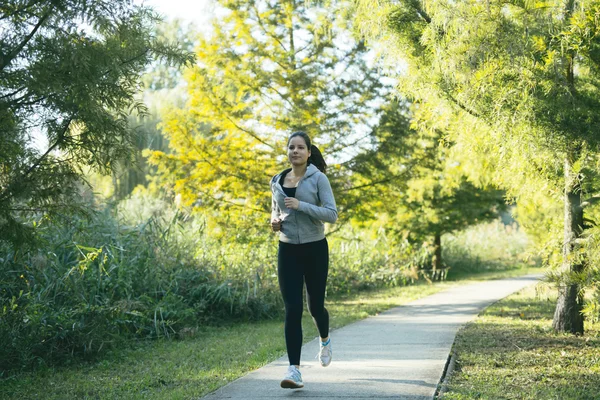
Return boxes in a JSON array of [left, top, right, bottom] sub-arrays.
[[102, 48, 151, 80], [581, 196, 600, 208], [205, 92, 275, 149], [0, 0, 45, 20], [1, 10, 51, 72], [0, 86, 27, 100], [252, 5, 288, 53], [12, 94, 48, 107], [181, 132, 266, 188], [194, 187, 267, 214], [0, 117, 73, 203], [415, 3, 432, 24], [25, 118, 73, 177], [440, 87, 482, 119], [338, 175, 405, 192]]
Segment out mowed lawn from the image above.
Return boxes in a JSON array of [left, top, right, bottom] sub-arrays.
[[443, 284, 600, 400]]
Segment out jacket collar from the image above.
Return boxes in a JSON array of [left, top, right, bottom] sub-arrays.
[[273, 164, 319, 185], [304, 163, 319, 178]]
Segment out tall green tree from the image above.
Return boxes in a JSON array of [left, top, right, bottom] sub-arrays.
[[147, 0, 387, 241], [354, 0, 600, 332], [349, 101, 506, 273], [0, 0, 193, 244]]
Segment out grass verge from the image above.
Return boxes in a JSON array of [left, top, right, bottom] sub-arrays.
[[441, 283, 600, 400], [0, 266, 541, 399]]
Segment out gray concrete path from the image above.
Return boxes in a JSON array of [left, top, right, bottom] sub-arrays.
[[203, 274, 541, 399]]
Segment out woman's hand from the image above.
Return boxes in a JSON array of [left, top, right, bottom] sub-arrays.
[[284, 197, 299, 210], [271, 218, 282, 232]]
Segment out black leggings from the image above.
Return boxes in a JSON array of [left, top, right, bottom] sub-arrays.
[[278, 238, 329, 366]]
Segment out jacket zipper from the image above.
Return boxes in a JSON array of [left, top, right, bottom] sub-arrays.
[[296, 180, 301, 243]]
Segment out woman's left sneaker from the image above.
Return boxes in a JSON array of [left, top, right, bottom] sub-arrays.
[[318, 338, 332, 367]]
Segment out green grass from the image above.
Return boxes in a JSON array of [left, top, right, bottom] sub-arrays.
[[0, 266, 541, 400], [442, 284, 600, 400]]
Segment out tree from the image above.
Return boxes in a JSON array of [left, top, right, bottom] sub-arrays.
[[354, 0, 600, 333], [146, 0, 387, 241], [349, 100, 506, 274], [0, 0, 193, 244]]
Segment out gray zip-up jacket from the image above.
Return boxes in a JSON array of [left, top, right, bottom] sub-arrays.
[[270, 164, 338, 244]]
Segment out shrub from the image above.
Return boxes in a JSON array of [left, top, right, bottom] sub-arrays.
[[0, 194, 533, 372]]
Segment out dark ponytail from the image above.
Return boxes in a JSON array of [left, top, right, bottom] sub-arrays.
[[309, 144, 327, 173], [288, 131, 327, 173]]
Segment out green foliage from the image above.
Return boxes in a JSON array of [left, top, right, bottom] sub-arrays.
[[347, 100, 507, 267], [0, 0, 194, 245], [354, 0, 600, 328], [579, 218, 600, 323], [142, 19, 198, 91], [443, 219, 538, 279], [328, 226, 423, 292], [0, 189, 409, 371], [354, 0, 600, 221], [146, 0, 388, 238], [0, 182, 533, 372], [0, 192, 281, 371]]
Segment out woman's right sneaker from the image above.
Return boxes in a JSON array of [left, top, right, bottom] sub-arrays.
[[280, 365, 304, 389]]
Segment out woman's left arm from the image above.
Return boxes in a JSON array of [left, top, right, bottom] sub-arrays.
[[297, 175, 338, 223]]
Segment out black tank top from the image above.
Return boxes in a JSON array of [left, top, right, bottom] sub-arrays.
[[279, 172, 297, 197], [282, 186, 296, 197]]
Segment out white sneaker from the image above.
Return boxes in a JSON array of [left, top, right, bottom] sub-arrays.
[[318, 338, 332, 367], [280, 365, 304, 389]]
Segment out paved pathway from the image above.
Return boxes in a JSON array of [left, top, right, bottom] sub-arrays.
[[203, 274, 541, 399]]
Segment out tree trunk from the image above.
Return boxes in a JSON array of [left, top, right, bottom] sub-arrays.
[[552, 157, 584, 334], [432, 232, 442, 280]]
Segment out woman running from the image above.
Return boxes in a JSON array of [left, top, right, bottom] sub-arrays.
[[270, 131, 338, 389]]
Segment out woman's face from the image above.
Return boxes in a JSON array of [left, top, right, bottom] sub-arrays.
[[287, 136, 311, 167]]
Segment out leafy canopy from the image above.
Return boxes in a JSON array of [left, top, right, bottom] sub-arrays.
[[0, 0, 194, 245], [147, 0, 388, 241]]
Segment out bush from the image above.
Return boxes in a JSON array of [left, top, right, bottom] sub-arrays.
[[443, 219, 535, 278], [0, 197, 282, 372], [0, 193, 534, 372]]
